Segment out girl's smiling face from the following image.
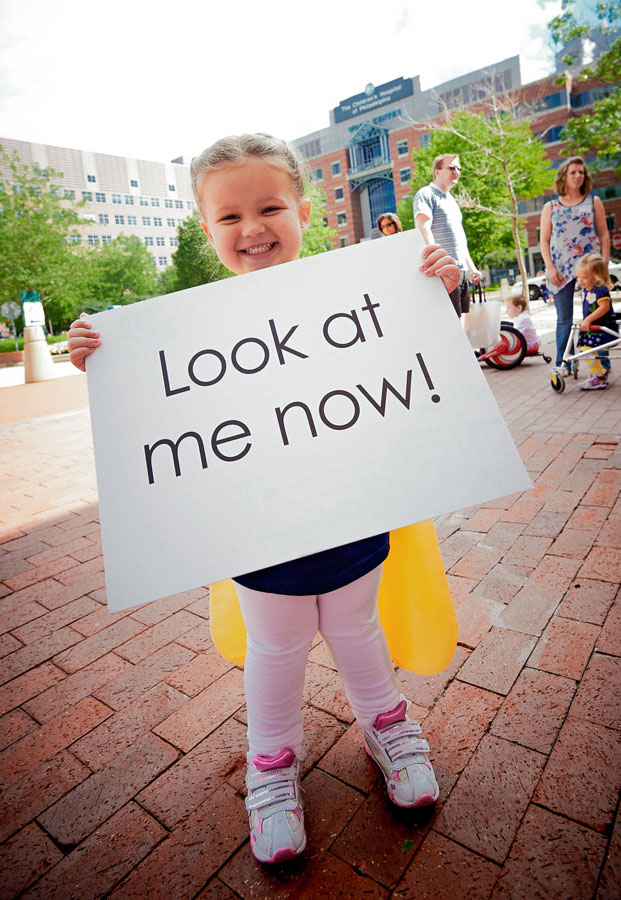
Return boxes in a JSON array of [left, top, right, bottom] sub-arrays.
[[198, 157, 311, 275]]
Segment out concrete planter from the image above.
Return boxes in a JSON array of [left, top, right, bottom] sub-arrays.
[[0, 351, 25, 365]]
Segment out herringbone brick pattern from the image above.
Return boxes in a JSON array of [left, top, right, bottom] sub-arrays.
[[0, 351, 619, 899]]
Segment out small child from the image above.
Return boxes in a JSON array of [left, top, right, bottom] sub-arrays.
[[576, 252, 617, 391], [68, 134, 460, 865], [505, 295, 540, 353]]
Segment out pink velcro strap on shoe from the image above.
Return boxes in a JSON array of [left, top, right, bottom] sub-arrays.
[[374, 699, 408, 730], [253, 748, 296, 771]]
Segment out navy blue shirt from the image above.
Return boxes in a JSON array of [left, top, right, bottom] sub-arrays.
[[233, 533, 390, 595]]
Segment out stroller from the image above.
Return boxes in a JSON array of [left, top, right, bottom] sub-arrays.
[[550, 314, 621, 393]]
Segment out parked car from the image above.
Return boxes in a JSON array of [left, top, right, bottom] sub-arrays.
[[511, 273, 548, 302]]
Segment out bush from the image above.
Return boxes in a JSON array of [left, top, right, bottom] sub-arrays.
[[0, 333, 67, 353]]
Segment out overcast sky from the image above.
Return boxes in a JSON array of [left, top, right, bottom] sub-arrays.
[[0, 0, 562, 165]]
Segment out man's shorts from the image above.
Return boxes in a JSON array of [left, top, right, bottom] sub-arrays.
[[448, 273, 470, 318]]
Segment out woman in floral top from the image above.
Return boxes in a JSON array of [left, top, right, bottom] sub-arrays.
[[540, 156, 609, 371]]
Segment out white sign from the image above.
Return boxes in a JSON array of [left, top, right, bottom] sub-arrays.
[[86, 230, 531, 612], [22, 301, 46, 327]]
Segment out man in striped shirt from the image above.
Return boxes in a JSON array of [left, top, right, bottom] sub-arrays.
[[413, 154, 481, 317]]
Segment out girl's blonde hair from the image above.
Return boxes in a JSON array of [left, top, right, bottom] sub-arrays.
[[577, 252, 612, 288], [554, 156, 592, 197], [190, 133, 310, 208]]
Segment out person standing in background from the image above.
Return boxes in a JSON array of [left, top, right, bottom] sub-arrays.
[[414, 154, 482, 318], [539, 156, 609, 374]]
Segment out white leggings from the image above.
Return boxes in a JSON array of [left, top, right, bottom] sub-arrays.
[[235, 564, 401, 759]]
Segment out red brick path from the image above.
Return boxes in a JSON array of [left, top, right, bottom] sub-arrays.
[[1, 352, 619, 899]]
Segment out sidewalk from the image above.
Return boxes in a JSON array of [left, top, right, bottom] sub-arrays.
[[0, 339, 619, 900]]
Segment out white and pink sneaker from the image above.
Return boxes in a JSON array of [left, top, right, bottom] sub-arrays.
[[364, 699, 439, 808], [244, 748, 306, 863]]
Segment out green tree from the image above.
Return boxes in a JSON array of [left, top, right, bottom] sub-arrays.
[[80, 234, 158, 311], [550, 1, 621, 175], [168, 212, 229, 291], [300, 182, 338, 256], [404, 102, 555, 297], [0, 147, 88, 331]]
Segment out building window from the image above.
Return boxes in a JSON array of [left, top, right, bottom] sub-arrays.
[[186, 201, 193, 209], [153, 217, 162, 226], [71, 234, 81, 244], [298, 138, 321, 159], [606, 213, 615, 230], [64, 189, 75, 200], [140, 196, 149, 206], [337, 212, 347, 226], [400, 167, 411, 184], [125, 195, 134, 205], [98, 213, 109, 224], [112, 193, 122, 204], [419, 133, 431, 148], [88, 234, 99, 245], [331, 161, 341, 177], [127, 215, 137, 225], [101, 235, 112, 244], [156, 236, 165, 246], [313, 168, 323, 181], [168, 184, 175, 191], [175, 200, 183, 209], [334, 186, 344, 202], [144, 237, 154, 247], [178, 218, 184, 226], [130, 179, 138, 187], [114, 215, 125, 225], [158, 256, 168, 266], [142, 217, 151, 226], [169, 237, 178, 246], [397, 139, 409, 157], [166, 217, 176, 227], [87, 174, 96, 183], [151, 197, 160, 207], [165, 198, 173, 208], [82, 191, 92, 201], [95, 192, 106, 203], [339, 235, 350, 248]]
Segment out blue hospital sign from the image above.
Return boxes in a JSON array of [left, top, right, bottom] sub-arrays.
[[333, 78, 414, 124]]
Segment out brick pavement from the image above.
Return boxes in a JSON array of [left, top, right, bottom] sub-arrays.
[[0, 348, 619, 900]]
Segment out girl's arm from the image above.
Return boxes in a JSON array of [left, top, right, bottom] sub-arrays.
[[580, 295, 612, 331], [67, 316, 101, 372], [593, 196, 610, 264], [420, 244, 460, 294], [539, 202, 563, 288]]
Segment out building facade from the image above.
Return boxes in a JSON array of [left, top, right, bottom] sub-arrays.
[[291, 58, 620, 277], [0, 137, 198, 270], [2, 49, 619, 280]]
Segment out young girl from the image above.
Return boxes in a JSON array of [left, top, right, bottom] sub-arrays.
[[576, 252, 616, 391], [505, 295, 540, 353], [68, 133, 460, 865]]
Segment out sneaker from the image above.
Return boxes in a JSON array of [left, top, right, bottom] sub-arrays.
[[554, 363, 571, 377], [245, 748, 306, 863], [578, 375, 609, 391], [364, 700, 439, 808]]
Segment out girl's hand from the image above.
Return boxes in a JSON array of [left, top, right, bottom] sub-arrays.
[[420, 244, 460, 294], [67, 315, 100, 372], [579, 320, 589, 332]]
